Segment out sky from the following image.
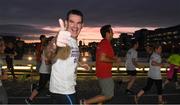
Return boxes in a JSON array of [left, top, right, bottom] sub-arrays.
[[0, 0, 180, 44]]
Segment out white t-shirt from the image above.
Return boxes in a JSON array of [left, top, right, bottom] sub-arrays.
[[39, 51, 51, 74], [125, 48, 137, 71], [49, 37, 79, 95], [148, 52, 162, 79]]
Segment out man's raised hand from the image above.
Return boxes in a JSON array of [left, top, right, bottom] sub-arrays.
[[56, 18, 71, 47]]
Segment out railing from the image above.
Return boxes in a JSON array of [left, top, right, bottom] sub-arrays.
[[3, 59, 174, 78]]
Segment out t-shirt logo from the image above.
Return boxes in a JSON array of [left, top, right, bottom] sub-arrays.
[[71, 47, 79, 63]]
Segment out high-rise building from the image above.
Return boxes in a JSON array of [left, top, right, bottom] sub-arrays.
[[134, 25, 180, 53]]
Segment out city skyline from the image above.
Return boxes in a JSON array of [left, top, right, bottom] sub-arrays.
[[0, 0, 180, 44]]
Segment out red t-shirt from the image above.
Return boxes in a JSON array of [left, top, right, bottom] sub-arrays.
[[96, 39, 115, 78]]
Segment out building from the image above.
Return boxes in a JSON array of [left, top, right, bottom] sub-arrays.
[[111, 33, 133, 57], [133, 25, 180, 54], [133, 29, 153, 50]]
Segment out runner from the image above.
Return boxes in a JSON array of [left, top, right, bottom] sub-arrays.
[[0, 38, 8, 104], [134, 44, 165, 104]]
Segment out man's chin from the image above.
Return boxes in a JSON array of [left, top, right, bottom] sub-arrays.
[[72, 33, 78, 37]]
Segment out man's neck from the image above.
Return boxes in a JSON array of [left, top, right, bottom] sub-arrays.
[[105, 37, 111, 41]]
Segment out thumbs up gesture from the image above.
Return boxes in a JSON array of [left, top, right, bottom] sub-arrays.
[[56, 19, 71, 47]]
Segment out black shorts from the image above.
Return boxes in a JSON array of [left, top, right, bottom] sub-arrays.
[[51, 93, 77, 104], [126, 70, 137, 76]]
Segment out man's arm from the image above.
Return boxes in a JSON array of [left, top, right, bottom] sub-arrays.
[[132, 58, 144, 68], [99, 53, 120, 63], [132, 58, 139, 67], [44, 37, 57, 60], [44, 38, 71, 61], [55, 45, 71, 60], [151, 60, 162, 67], [78, 62, 90, 71]]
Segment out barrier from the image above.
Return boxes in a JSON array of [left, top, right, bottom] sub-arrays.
[[2, 58, 178, 78]]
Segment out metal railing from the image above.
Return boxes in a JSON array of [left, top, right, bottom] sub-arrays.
[[3, 60, 174, 78]]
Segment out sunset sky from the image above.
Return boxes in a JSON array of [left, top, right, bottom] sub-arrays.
[[0, 0, 180, 44]]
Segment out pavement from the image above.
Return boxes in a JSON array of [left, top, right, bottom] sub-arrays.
[[2, 76, 180, 104]]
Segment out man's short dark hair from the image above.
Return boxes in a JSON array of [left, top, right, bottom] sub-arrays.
[[100, 25, 111, 38], [66, 9, 84, 23], [131, 39, 138, 47]]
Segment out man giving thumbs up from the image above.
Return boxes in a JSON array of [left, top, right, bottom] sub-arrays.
[[45, 9, 84, 104]]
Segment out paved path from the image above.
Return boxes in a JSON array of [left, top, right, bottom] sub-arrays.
[[3, 77, 180, 104]]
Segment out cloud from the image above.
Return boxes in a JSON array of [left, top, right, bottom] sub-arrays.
[[0, 0, 180, 27], [0, 0, 180, 43], [0, 24, 56, 40]]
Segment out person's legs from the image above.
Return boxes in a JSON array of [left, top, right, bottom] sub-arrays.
[[85, 78, 114, 104], [143, 78, 154, 92], [28, 74, 50, 101], [35, 62, 41, 72], [134, 90, 144, 104], [36, 74, 50, 92], [28, 89, 38, 101], [163, 79, 170, 88], [84, 95, 109, 105], [9, 67, 16, 80], [173, 68, 180, 89], [134, 78, 153, 104], [126, 70, 136, 94], [173, 69, 178, 83], [127, 76, 136, 90], [7, 59, 16, 79], [155, 79, 164, 103]]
